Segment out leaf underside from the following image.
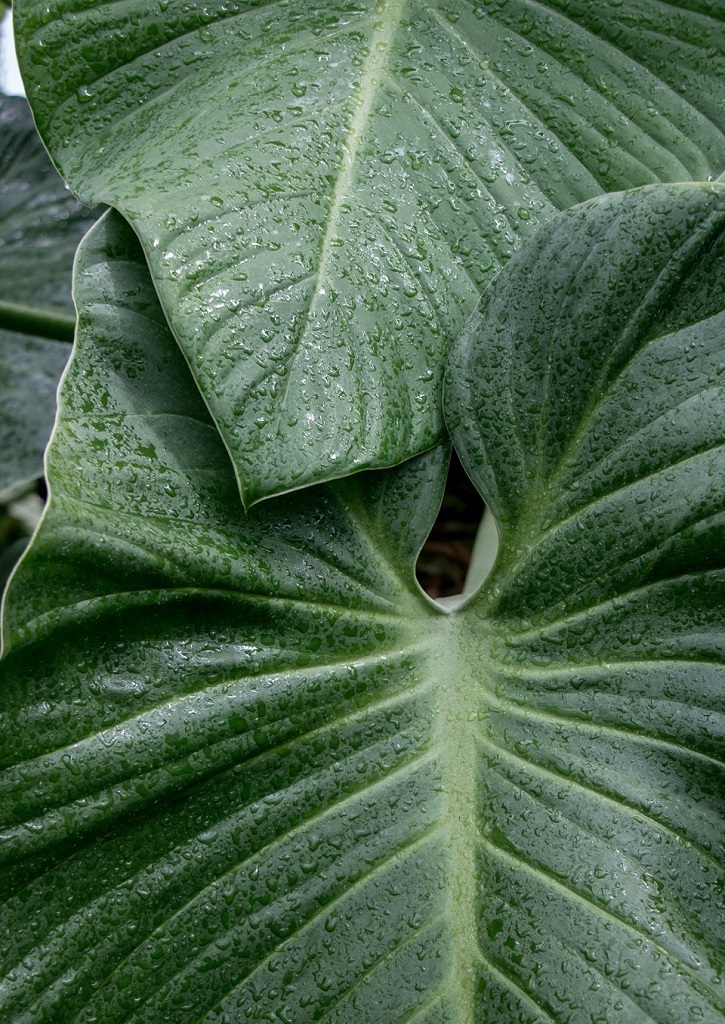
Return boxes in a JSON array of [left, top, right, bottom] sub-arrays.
[[14, 0, 725, 502], [1, 183, 723, 1023], [0, 95, 100, 498]]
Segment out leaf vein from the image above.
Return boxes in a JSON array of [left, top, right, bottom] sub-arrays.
[[476, 731, 721, 872], [189, 819, 442, 1024]]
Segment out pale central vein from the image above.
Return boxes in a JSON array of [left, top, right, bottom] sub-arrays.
[[310, 0, 405, 305], [435, 619, 483, 1022]]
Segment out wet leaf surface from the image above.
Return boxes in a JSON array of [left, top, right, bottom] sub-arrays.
[[14, 0, 725, 501], [1, 184, 722, 1021]]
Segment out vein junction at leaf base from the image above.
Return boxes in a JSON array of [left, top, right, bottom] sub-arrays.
[[1, 183, 723, 1023]]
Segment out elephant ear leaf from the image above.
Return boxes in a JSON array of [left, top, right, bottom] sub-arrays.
[[0, 209, 455, 1024], [1, 185, 723, 1024], [0, 95, 100, 499], [13, 0, 725, 503], [447, 181, 725, 1023]]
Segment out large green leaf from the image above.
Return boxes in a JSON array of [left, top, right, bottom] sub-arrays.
[[1, 183, 723, 1022], [13, 0, 725, 504], [0, 95, 99, 498]]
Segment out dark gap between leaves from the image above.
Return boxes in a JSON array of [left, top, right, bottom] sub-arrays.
[[416, 450, 484, 600]]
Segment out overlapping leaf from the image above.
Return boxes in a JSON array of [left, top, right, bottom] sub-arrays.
[[445, 181, 725, 1022], [0, 210, 453, 1024], [0, 95, 99, 497], [1, 184, 723, 1022], [14, 0, 725, 502]]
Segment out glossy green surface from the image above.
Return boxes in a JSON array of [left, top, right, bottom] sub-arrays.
[[1, 184, 723, 1022], [0, 95, 99, 497], [14, 0, 725, 502]]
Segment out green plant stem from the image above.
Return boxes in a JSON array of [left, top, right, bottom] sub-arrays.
[[0, 300, 75, 343]]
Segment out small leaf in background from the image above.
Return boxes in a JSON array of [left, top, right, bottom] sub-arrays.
[[1, 184, 723, 1023], [13, 0, 725, 502], [0, 95, 100, 499], [0, 334, 67, 501]]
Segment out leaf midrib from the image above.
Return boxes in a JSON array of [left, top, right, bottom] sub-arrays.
[[311, 0, 405, 295], [271, 0, 407, 435], [436, 614, 494, 1021]]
